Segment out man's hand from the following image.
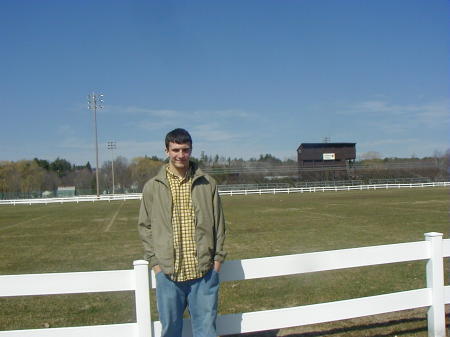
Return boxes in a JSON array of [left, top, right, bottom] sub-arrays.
[[214, 261, 222, 272]]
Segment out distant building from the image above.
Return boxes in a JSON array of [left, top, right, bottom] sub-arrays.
[[297, 143, 356, 169], [57, 186, 76, 197], [42, 191, 53, 198]]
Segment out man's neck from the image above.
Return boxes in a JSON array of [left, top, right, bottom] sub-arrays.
[[168, 163, 189, 178]]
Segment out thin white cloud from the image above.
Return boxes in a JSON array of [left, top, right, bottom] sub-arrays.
[[354, 100, 393, 113], [105, 105, 181, 118], [105, 104, 255, 120], [192, 123, 241, 142], [338, 98, 449, 134], [347, 99, 448, 121], [192, 109, 255, 119], [135, 119, 179, 131], [57, 137, 92, 150], [415, 100, 449, 127], [53, 137, 166, 163], [62, 100, 447, 161], [328, 97, 449, 158], [358, 138, 418, 148], [121, 106, 256, 137], [57, 124, 77, 136], [116, 140, 166, 159], [357, 137, 449, 158]]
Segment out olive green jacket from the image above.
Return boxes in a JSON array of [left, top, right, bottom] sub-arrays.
[[138, 163, 226, 275]]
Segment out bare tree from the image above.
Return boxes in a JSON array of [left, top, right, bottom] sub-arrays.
[[129, 157, 163, 191]]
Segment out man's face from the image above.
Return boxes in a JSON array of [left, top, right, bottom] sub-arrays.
[[165, 142, 192, 171]]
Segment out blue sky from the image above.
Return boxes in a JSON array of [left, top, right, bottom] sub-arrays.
[[1, 0, 448, 165]]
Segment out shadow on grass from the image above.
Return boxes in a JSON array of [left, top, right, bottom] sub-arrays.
[[225, 314, 450, 337]]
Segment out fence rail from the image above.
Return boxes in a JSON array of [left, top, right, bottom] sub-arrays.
[[219, 181, 450, 196], [0, 182, 449, 205], [0, 233, 448, 337]]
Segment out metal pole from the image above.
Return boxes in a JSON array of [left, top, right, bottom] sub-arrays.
[[111, 146, 115, 195], [108, 141, 116, 194], [88, 92, 103, 198], [94, 102, 100, 197]]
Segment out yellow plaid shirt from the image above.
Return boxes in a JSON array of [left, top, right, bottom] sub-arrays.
[[166, 166, 203, 282]]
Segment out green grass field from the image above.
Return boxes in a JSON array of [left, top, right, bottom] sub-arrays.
[[0, 187, 449, 336]]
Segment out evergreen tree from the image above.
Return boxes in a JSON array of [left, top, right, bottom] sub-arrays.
[[50, 158, 72, 177]]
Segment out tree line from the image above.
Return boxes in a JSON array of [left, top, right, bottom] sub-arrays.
[[0, 150, 448, 198], [0, 153, 287, 196], [0, 156, 162, 197]]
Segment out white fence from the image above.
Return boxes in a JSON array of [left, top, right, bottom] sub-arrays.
[[218, 181, 450, 196], [0, 193, 143, 205], [0, 232, 449, 337], [1, 182, 449, 205]]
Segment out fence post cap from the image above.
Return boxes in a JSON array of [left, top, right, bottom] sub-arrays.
[[424, 232, 443, 238], [133, 260, 149, 266]]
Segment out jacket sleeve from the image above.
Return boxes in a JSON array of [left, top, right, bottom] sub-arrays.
[[137, 182, 159, 268], [213, 183, 227, 262]]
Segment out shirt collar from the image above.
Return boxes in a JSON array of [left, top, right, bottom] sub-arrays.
[[166, 165, 191, 182]]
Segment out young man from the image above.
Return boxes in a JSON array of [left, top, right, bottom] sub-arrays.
[[138, 128, 226, 337]]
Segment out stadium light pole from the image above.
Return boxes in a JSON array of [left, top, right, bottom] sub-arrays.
[[88, 92, 103, 198], [107, 141, 116, 194]]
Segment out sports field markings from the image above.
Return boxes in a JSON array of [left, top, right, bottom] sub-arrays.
[[104, 202, 125, 232], [303, 210, 348, 219], [386, 206, 447, 215], [0, 215, 49, 231]]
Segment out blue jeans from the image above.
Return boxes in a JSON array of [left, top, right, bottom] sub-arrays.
[[156, 269, 220, 337]]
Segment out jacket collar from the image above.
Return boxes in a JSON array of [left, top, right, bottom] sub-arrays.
[[155, 161, 205, 186]]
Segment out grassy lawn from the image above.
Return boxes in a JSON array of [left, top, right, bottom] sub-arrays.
[[0, 187, 448, 336]]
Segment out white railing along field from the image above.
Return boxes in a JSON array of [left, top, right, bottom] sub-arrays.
[[0, 193, 143, 205], [1, 182, 449, 205], [219, 181, 450, 196], [0, 232, 448, 337]]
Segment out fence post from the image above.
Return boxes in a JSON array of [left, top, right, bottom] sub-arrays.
[[134, 260, 152, 337], [425, 232, 446, 337]]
